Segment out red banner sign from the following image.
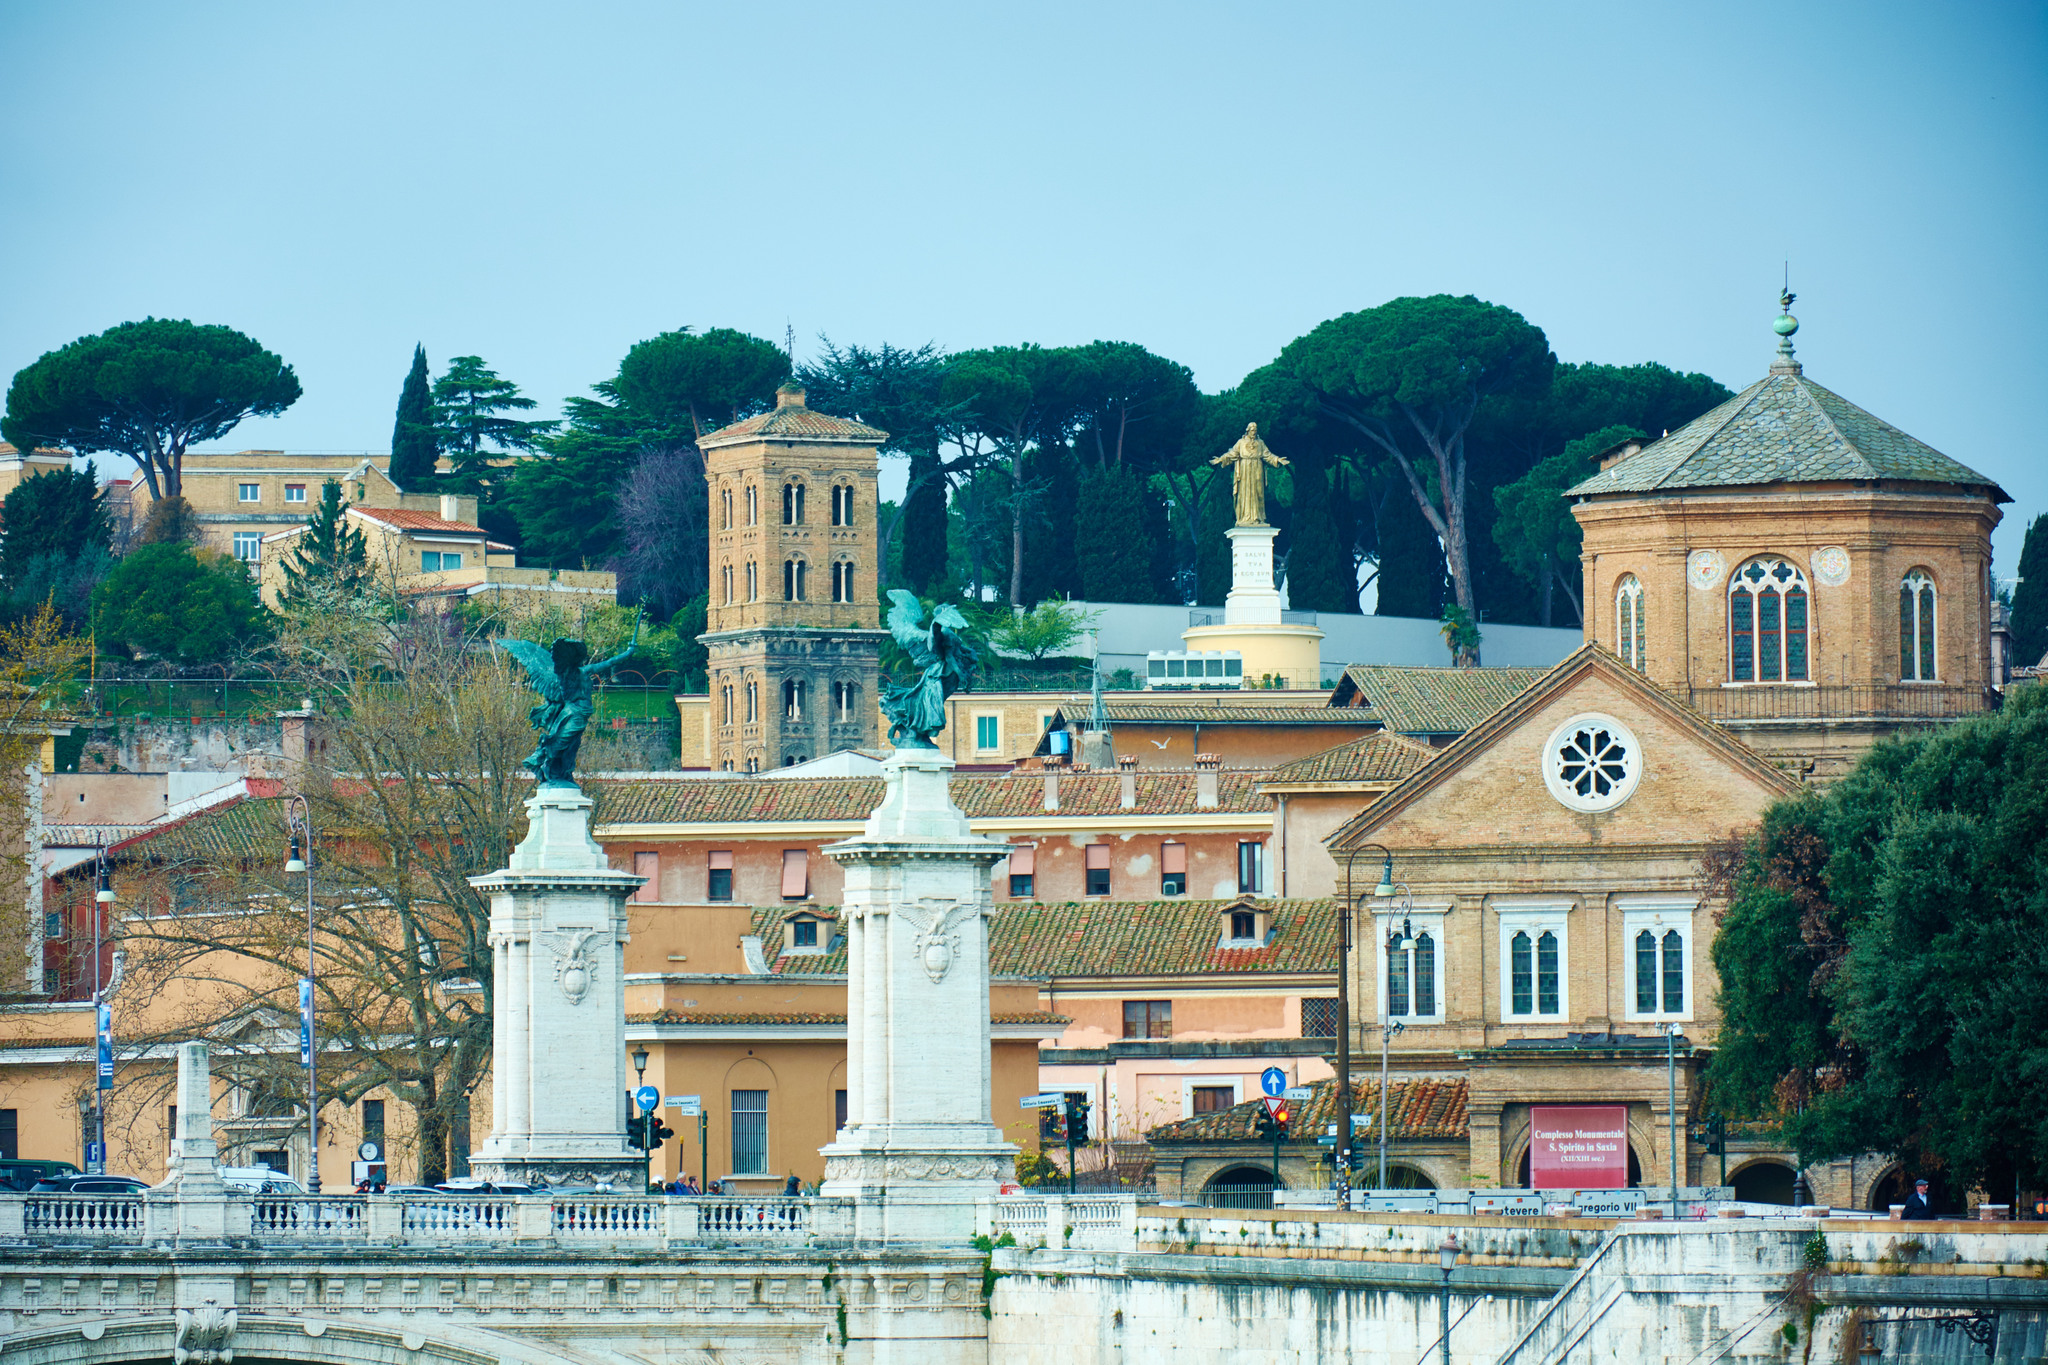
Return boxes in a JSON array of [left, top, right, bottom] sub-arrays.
[[1528, 1105, 1629, 1189]]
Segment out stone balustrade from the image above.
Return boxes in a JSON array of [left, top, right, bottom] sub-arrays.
[[0, 1190, 849, 1253]]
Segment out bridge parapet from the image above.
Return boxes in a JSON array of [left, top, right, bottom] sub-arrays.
[[0, 1190, 852, 1254]]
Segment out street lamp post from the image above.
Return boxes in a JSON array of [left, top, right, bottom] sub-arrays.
[[284, 796, 320, 1194], [88, 852, 117, 1175], [1341, 844, 1403, 1206], [631, 1046, 652, 1194], [1663, 1020, 1680, 1220], [1437, 1235, 1459, 1365]]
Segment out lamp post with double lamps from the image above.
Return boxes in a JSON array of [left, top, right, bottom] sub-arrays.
[[283, 796, 320, 1194], [88, 852, 122, 1175]]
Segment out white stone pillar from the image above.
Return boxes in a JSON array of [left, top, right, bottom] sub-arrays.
[[819, 748, 1015, 1243], [468, 787, 644, 1188], [163, 1041, 220, 1189], [1223, 525, 1283, 625]]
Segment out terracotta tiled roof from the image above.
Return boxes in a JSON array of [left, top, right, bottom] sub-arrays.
[[990, 898, 1335, 978], [1264, 732, 1438, 786], [1146, 1078, 1468, 1144], [1099, 704, 1373, 726], [593, 769, 1273, 826], [1566, 371, 2007, 500], [0, 1036, 92, 1051], [630, 1009, 1066, 1028], [742, 897, 1333, 979], [1336, 665, 1546, 735], [107, 796, 276, 864], [350, 507, 488, 535], [697, 391, 888, 450]]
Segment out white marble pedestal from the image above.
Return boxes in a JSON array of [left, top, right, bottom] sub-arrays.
[[469, 786, 645, 1188], [819, 747, 1016, 1243], [1182, 524, 1325, 686]]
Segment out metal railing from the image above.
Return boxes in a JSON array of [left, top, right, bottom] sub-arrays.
[[1683, 684, 1996, 722], [1199, 1183, 1278, 1210]]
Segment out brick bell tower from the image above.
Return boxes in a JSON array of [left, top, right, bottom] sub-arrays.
[[698, 384, 887, 772]]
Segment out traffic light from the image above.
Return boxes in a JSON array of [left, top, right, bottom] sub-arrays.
[[1067, 1096, 1091, 1144], [1040, 1106, 1067, 1143], [626, 1114, 649, 1151], [1704, 1114, 1726, 1156], [1254, 1104, 1290, 1140], [648, 1119, 675, 1151]]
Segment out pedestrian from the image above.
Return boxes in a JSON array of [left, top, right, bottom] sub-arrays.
[[684, 1175, 699, 1195], [1901, 1178, 1936, 1220]]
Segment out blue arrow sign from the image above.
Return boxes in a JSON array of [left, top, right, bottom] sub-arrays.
[[1259, 1067, 1287, 1098], [634, 1085, 660, 1112]]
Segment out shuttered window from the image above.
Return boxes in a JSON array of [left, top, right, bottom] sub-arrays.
[[632, 851, 658, 903], [708, 850, 733, 902], [780, 850, 809, 900], [1160, 841, 1187, 896], [1007, 844, 1035, 899], [1084, 844, 1110, 897]]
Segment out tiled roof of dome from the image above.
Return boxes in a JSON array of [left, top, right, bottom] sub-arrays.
[[697, 387, 888, 449], [1567, 372, 2005, 500]]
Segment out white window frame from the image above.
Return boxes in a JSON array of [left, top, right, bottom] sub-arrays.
[[1620, 896, 1696, 1023], [284, 484, 307, 504], [237, 483, 261, 503], [1372, 900, 1449, 1024], [1180, 1076, 1243, 1121], [1496, 898, 1573, 1022], [232, 532, 262, 563], [973, 712, 1001, 753]]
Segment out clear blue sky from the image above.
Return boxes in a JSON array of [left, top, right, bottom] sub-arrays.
[[3, 2, 2042, 569]]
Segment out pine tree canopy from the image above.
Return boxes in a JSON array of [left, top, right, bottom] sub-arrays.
[[277, 479, 369, 607]]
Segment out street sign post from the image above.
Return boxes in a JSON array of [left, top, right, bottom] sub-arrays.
[[634, 1085, 660, 1112], [667, 1095, 703, 1116], [1283, 1086, 1312, 1102], [1019, 1093, 1063, 1109]]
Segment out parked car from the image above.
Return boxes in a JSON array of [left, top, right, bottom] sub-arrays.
[[0, 1159, 81, 1192], [432, 1180, 542, 1195], [217, 1166, 305, 1195], [29, 1174, 149, 1194]]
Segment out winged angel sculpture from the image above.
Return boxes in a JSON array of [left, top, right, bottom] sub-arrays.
[[497, 612, 641, 788], [881, 590, 977, 748]]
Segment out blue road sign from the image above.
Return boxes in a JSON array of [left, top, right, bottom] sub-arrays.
[[1259, 1067, 1287, 1098], [85, 1141, 104, 1165], [634, 1085, 660, 1112]]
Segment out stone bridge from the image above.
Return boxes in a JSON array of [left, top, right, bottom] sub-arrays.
[[4, 1188, 2046, 1364]]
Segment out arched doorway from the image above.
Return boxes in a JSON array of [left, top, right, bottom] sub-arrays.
[[1732, 1161, 1797, 1205], [1518, 1145, 1642, 1188], [1202, 1164, 1279, 1210], [1381, 1164, 1436, 1190]]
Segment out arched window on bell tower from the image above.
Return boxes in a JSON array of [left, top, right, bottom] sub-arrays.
[[784, 558, 806, 602], [1616, 574, 1646, 671], [1729, 557, 1810, 682], [783, 482, 805, 526]]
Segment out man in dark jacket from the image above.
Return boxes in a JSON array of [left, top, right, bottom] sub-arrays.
[[1900, 1178, 1936, 1219]]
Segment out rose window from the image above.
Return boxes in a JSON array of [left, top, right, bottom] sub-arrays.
[[1543, 713, 1641, 812]]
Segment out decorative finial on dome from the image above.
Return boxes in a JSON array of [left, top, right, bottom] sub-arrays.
[[1770, 270, 1802, 376]]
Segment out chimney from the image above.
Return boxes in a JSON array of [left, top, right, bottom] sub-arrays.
[[1118, 754, 1137, 809], [1042, 769, 1060, 813], [776, 383, 807, 409], [1195, 752, 1220, 809], [440, 493, 462, 522]]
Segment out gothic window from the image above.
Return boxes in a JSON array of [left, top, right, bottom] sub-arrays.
[[1616, 574, 1646, 671], [1624, 907, 1693, 1019], [783, 559, 806, 601], [721, 488, 732, 530], [1510, 931, 1532, 1015], [783, 678, 805, 721], [832, 680, 858, 720], [1900, 569, 1938, 681], [720, 684, 733, 724], [745, 562, 758, 601], [1413, 932, 1436, 1016], [831, 484, 854, 526], [745, 486, 757, 526], [832, 560, 854, 602], [1661, 929, 1684, 1013], [745, 680, 758, 723], [721, 564, 733, 605], [1387, 931, 1410, 1017], [1729, 557, 1810, 682], [782, 482, 805, 526], [1635, 930, 1657, 1014]]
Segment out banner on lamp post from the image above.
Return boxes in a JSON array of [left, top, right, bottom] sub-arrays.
[[95, 1002, 112, 1090], [1528, 1104, 1629, 1189], [298, 979, 314, 1066]]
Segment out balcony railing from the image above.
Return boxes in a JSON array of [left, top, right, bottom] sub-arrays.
[[1683, 685, 1997, 723]]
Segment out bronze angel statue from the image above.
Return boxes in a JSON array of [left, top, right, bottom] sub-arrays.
[[880, 590, 977, 748], [497, 612, 641, 787]]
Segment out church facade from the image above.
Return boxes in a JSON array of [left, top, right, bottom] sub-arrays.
[[1327, 306, 2010, 1208]]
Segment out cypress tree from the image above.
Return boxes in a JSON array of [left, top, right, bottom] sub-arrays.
[[2012, 513, 2048, 669], [899, 451, 949, 594], [278, 480, 369, 606], [389, 344, 437, 490], [1075, 465, 1159, 604]]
